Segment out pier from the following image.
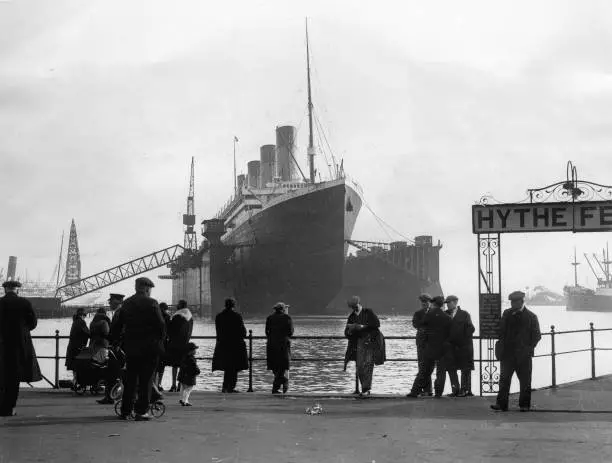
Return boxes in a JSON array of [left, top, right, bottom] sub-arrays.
[[2, 376, 612, 462]]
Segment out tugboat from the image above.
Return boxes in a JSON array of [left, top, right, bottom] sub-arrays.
[[565, 244, 612, 312]]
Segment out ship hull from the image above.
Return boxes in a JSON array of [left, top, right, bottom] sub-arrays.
[[214, 180, 362, 315], [566, 294, 612, 312]]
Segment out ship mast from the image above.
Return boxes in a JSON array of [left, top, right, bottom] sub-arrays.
[[306, 18, 316, 184], [55, 231, 65, 288], [571, 247, 580, 287]]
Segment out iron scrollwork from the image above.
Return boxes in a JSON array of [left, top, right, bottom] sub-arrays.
[[528, 161, 612, 203], [481, 339, 500, 394]]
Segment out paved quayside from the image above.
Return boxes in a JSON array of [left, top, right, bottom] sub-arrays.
[[1, 376, 612, 463]]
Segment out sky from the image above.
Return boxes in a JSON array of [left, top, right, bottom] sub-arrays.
[[1, 0, 611, 309]]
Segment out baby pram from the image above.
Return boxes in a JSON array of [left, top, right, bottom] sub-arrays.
[[72, 345, 126, 396]]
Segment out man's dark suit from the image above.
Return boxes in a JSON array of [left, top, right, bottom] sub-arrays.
[[111, 292, 165, 416], [495, 306, 541, 410], [409, 306, 451, 396]]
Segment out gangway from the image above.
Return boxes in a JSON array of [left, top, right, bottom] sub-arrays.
[[55, 244, 184, 302]]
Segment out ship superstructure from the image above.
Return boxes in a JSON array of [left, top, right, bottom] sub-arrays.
[[565, 244, 612, 312]]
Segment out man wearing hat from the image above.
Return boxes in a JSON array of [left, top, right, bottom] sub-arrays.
[[412, 293, 433, 396], [491, 291, 541, 412], [0, 281, 42, 416], [443, 295, 475, 397], [111, 277, 165, 420], [406, 295, 451, 398], [265, 302, 294, 394]]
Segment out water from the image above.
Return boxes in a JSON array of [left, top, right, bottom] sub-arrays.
[[32, 307, 612, 395]]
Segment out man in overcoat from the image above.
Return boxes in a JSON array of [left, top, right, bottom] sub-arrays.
[[406, 296, 451, 398], [412, 293, 432, 396], [212, 298, 248, 393], [491, 290, 541, 412], [443, 295, 475, 396], [265, 302, 294, 394], [0, 280, 42, 416], [111, 278, 165, 420]]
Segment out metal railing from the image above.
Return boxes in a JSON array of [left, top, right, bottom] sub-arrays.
[[31, 322, 611, 395]]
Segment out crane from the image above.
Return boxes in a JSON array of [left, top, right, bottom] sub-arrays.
[[183, 157, 197, 251]]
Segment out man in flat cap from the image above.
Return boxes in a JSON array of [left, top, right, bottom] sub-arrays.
[[406, 295, 451, 398], [491, 291, 541, 412], [0, 281, 42, 416], [111, 277, 165, 420], [412, 293, 433, 396], [443, 295, 475, 397], [265, 302, 294, 394]]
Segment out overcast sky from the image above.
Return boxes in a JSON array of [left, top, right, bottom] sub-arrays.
[[1, 0, 611, 309]]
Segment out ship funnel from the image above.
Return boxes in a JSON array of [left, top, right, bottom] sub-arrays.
[[259, 145, 275, 187], [247, 161, 260, 189], [275, 126, 297, 182], [7, 256, 17, 280]]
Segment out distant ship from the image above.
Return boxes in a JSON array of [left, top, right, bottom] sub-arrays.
[[565, 245, 612, 312], [3, 219, 101, 316], [525, 286, 565, 306]]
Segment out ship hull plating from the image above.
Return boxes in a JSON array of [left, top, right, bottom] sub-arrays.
[[566, 294, 612, 312], [213, 181, 362, 315]]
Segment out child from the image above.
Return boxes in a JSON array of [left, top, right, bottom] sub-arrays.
[[178, 342, 200, 406]]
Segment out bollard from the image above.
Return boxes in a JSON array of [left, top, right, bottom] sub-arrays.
[[590, 322, 596, 380], [248, 330, 253, 392], [54, 330, 60, 389], [550, 325, 556, 388]]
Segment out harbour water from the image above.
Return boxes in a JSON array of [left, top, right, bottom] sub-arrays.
[[31, 306, 612, 395]]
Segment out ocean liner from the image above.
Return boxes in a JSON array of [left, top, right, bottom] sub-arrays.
[[565, 245, 612, 312], [169, 24, 362, 315]]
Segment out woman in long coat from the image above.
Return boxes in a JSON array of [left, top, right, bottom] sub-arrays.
[[89, 308, 111, 362], [265, 302, 294, 394], [65, 308, 90, 380], [343, 296, 385, 397], [166, 300, 193, 392], [212, 298, 248, 393]]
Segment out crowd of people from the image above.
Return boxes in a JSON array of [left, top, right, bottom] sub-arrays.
[[0, 277, 541, 418]]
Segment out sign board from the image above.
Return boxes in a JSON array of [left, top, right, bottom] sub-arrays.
[[472, 201, 612, 234], [479, 293, 501, 338]]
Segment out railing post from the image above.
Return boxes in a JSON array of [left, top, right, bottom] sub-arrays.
[[550, 325, 556, 388], [247, 330, 253, 392], [54, 330, 60, 389], [590, 322, 596, 380], [478, 337, 483, 397]]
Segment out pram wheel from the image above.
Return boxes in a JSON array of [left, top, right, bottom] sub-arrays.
[[110, 381, 123, 401], [114, 399, 123, 417], [150, 401, 166, 418]]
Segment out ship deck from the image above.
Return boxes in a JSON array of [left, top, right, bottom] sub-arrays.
[[3, 376, 612, 462]]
